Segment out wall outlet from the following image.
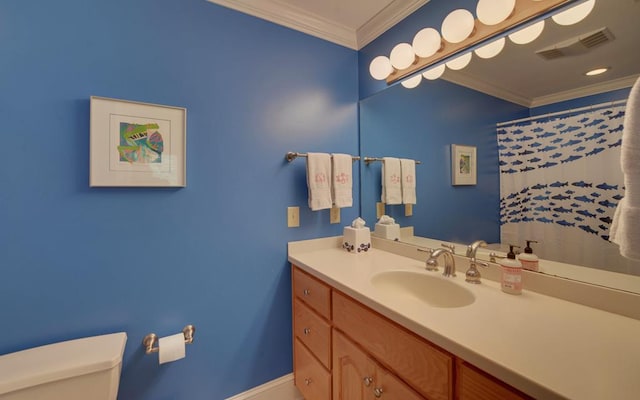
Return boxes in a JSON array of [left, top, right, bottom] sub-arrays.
[[287, 206, 300, 228], [330, 207, 340, 224], [376, 202, 385, 219], [405, 203, 413, 216]]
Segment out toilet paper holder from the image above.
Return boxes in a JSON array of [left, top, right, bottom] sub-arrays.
[[142, 324, 196, 354]]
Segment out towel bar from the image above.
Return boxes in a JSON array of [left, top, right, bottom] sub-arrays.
[[364, 157, 422, 165], [286, 152, 360, 163]]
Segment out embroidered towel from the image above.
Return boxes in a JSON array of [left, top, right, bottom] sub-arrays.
[[332, 153, 353, 208], [400, 158, 416, 204], [610, 77, 640, 261], [381, 157, 402, 205], [306, 153, 332, 211]]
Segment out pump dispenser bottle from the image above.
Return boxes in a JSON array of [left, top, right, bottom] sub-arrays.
[[519, 240, 539, 272], [500, 245, 522, 295]]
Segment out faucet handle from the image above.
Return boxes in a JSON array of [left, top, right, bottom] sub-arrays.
[[465, 260, 489, 284], [441, 243, 455, 254], [489, 252, 506, 263], [417, 247, 433, 255]]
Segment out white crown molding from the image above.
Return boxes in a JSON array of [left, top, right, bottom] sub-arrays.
[[530, 74, 639, 107], [443, 72, 533, 107], [207, 0, 357, 49], [443, 72, 638, 109], [357, 0, 430, 49], [206, 0, 429, 50]]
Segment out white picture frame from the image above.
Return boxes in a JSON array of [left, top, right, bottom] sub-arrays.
[[451, 144, 477, 186], [90, 96, 186, 187]]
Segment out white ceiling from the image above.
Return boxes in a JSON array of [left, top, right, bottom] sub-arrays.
[[443, 0, 640, 107], [207, 0, 639, 106], [206, 0, 429, 50]]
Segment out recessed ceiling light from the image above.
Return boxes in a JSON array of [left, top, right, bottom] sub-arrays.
[[585, 67, 610, 76]]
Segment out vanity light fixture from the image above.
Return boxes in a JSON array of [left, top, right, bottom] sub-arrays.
[[368, 0, 588, 86], [441, 9, 476, 44], [423, 64, 446, 80], [474, 37, 506, 59], [508, 20, 546, 44], [552, 0, 595, 25], [446, 52, 473, 70], [389, 42, 416, 70], [585, 67, 610, 76], [401, 74, 423, 89]]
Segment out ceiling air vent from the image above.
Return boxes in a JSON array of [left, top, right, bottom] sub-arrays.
[[536, 27, 615, 60]]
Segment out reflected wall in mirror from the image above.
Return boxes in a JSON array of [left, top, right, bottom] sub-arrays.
[[359, 0, 640, 286]]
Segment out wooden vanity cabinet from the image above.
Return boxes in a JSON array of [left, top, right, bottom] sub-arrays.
[[292, 265, 530, 400], [333, 329, 424, 400], [292, 267, 332, 400]]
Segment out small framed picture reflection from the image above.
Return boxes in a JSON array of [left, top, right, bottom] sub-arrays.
[[451, 144, 477, 186]]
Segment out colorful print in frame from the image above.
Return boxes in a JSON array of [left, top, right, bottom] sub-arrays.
[[90, 96, 186, 187], [451, 144, 477, 185]]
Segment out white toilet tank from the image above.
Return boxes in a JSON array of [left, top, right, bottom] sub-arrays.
[[0, 332, 127, 400]]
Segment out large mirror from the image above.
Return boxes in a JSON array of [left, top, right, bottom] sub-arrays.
[[359, 0, 640, 291]]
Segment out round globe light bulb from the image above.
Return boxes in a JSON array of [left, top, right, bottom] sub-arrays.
[[412, 28, 442, 58], [390, 43, 416, 70], [476, 0, 515, 26], [422, 64, 446, 80], [400, 74, 422, 89], [552, 0, 595, 26], [508, 20, 545, 45], [369, 56, 393, 80], [474, 37, 506, 59], [445, 52, 472, 70], [441, 9, 475, 44]]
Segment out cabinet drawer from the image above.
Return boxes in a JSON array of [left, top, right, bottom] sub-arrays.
[[294, 338, 331, 400], [294, 297, 331, 369], [457, 361, 531, 400], [293, 266, 331, 319], [333, 291, 453, 400]]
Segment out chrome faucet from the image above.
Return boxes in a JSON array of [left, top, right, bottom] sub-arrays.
[[465, 240, 487, 259], [426, 248, 456, 277], [464, 240, 489, 284]]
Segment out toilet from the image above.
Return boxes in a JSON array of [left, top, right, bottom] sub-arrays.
[[0, 332, 127, 400]]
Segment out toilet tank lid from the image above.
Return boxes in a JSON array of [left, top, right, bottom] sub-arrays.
[[0, 332, 127, 395]]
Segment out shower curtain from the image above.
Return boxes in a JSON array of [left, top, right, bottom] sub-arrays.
[[498, 103, 638, 274]]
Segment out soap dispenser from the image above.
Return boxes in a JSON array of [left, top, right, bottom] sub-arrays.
[[519, 240, 539, 272], [499, 245, 522, 295]]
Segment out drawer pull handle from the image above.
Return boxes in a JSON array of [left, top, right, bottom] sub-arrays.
[[303, 328, 311, 335], [304, 378, 312, 386], [374, 387, 383, 398], [303, 289, 311, 296], [363, 376, 373, 387]]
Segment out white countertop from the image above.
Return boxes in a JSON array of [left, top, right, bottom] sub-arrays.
[[288, 237, 640, 400]]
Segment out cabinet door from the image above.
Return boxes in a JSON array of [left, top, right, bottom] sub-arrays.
[[295, 338, 331, 400], [456, 361, 531, 400], [333, 330, 376, 400], [375, 365, 425, 400]]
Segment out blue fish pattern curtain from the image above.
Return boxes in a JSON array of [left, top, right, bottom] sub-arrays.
[[498, 104, 639, 275]]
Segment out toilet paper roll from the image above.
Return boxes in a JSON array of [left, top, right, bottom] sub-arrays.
[[158, 333, 186, 365]]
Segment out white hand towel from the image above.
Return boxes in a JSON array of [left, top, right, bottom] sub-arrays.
[[306, 153, 332, 211], [610, 77, 640, 261], [332, 153, 353, 208], [400, 158, 416, 205], [381, 157, 402, 205]]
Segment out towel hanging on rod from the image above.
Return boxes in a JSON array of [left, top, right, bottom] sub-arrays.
[[286, 151, 360, 162], [364, 157, 422, 165]]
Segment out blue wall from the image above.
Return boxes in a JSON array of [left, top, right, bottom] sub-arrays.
[[360, 81, 528, 243], [0, 0, 358, 399]]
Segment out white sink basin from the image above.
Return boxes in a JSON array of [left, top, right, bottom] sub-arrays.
[[370, 270, 475, 308]]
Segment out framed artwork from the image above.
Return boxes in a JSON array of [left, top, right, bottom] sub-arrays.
[[451, 144, 477, 186], [90, 96, 186, 187]]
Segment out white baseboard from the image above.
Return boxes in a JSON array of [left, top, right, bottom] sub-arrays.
[[225, 373, 304, 400]]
